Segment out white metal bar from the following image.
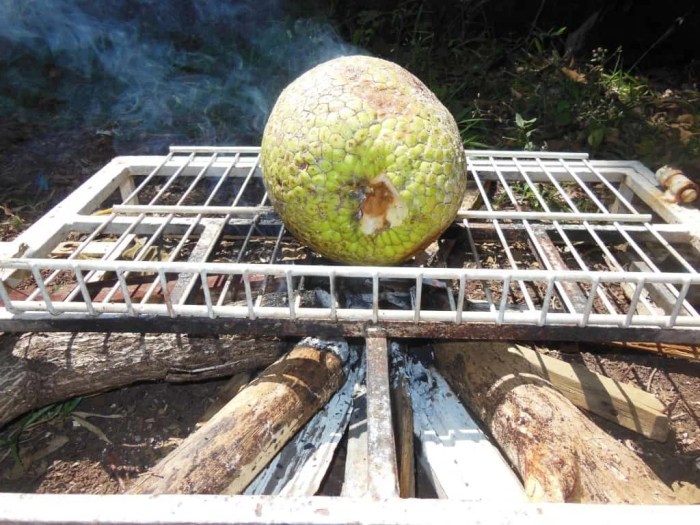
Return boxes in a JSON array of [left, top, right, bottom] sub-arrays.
[[456, 274, 466, 322], [6, 258, 700, 286], [414, 273, 423, 321], [463, 208, 649, 223], [115, 269, 135, 316], [539, 278, 555, 326], [466, 149, 589, 159], [4, 298, 700, 328], [327, 271, 338, 320], [497, 276, 511, 325], [364, 333, 400, 500], [0, 278, 16, 313], [169, 145, 262, 154], [29, 265, 57, 315], [2, 492, 695, 525], [668, 279, 691, 326], [286, 270, 296, 320], [200, 270, 215, 319], [372, 274, 380, 323], [580, 276, 600, 327], [114, 204, 652, 223], [242, 270, 255, 320], [625, 277, 646, 327], [73, 266, 96, 316]]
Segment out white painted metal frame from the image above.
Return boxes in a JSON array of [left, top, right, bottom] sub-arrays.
[[0, 146, 699, 339]]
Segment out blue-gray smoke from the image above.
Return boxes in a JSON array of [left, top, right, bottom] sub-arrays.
[[0, 0, 362, 152]]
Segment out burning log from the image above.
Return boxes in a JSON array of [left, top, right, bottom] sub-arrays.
[[128, 337, 348, 495], [433, 341, 678, 504], [0, 332, 285, 428]]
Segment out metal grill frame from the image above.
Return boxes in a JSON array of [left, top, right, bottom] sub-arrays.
[[1, 147, 699, 522], [1, 147, 699, 342]]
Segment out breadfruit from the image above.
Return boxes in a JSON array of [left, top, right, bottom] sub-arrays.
[[261, 55, 467, 265]]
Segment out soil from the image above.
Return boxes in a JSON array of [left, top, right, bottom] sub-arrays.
[[0, 126, 699, 503]]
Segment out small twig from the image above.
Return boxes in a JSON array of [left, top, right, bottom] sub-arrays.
[[646, 368, 658, 392], [663, 395, 680, 415], [529, 0, 547, 36]]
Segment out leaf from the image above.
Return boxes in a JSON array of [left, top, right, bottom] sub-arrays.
[[561, 67, 587, 83], [72, 411, 124, 420], [588, 126, 606, 148], [71, 415, 112, 444], [515, 112, 525, 129]]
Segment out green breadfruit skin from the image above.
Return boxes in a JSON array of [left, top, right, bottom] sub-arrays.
[[261, 55, 467, 265]]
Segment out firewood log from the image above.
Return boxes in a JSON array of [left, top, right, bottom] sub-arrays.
[[0, 332, 285, 427], [128, 338, 347, 495], [433, 341, 678, 504]]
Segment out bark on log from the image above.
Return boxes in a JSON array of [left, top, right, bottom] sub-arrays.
[[433, 341, 678, 504], [0, 332, 286, 428], [128, 338, 347, 495]]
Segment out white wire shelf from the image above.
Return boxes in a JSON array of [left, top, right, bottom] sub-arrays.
[[1, 146, 699, 341]]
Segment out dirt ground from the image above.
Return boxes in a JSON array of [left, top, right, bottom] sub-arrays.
[[0, 127, 698, 502]]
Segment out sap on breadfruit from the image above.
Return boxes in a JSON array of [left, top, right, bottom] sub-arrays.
[[261, 55, 467, 265]]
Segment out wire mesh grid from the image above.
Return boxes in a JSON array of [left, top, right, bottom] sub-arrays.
[[0, 146, 699, 340]]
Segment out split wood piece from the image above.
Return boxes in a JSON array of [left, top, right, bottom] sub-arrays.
[[243, 350, 363, 496], [0, 332, 285, 428], [391, 372, 415, 498], [127, 338, 348, 495], [365, 334, 400, 500], [407, 358, 524, 502], [606, 341, 700, 362], [510, 344, 669, 441], [340, 382, 369, 497], [433, 341, 678, 504]]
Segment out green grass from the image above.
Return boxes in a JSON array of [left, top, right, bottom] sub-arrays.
[[0, 398, 82, 467], [330, 3, 700, 176]]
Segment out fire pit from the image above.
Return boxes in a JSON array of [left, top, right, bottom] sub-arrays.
[[0, 146, 698, 522]]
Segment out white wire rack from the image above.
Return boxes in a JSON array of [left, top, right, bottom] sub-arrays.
[[1, 146, 699, 342]]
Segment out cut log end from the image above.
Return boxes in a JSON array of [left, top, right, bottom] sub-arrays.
[[433, 342, 679, 504]]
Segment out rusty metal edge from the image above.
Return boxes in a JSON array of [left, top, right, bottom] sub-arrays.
[[1, 317, 699, 344]]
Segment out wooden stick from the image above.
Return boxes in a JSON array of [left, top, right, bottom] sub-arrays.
[[391, 374, 415, 498], [0, 332, 285, 428], [509, 344, 669, 441], [433, 341, 678, 504], [128, 338, 348, 495], [340, 383, 369, 497], [606, 341, 700, 362]]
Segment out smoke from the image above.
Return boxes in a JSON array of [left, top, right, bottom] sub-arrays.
[[0, 0, 363, 152]]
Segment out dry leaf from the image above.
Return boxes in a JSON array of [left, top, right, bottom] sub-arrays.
[[71, 415, 112, 444], [561, 67, 587, 83], [676, 113, 695, 126]]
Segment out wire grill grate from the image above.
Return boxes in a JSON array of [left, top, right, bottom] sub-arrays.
[[1, 146, 699, 341]]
